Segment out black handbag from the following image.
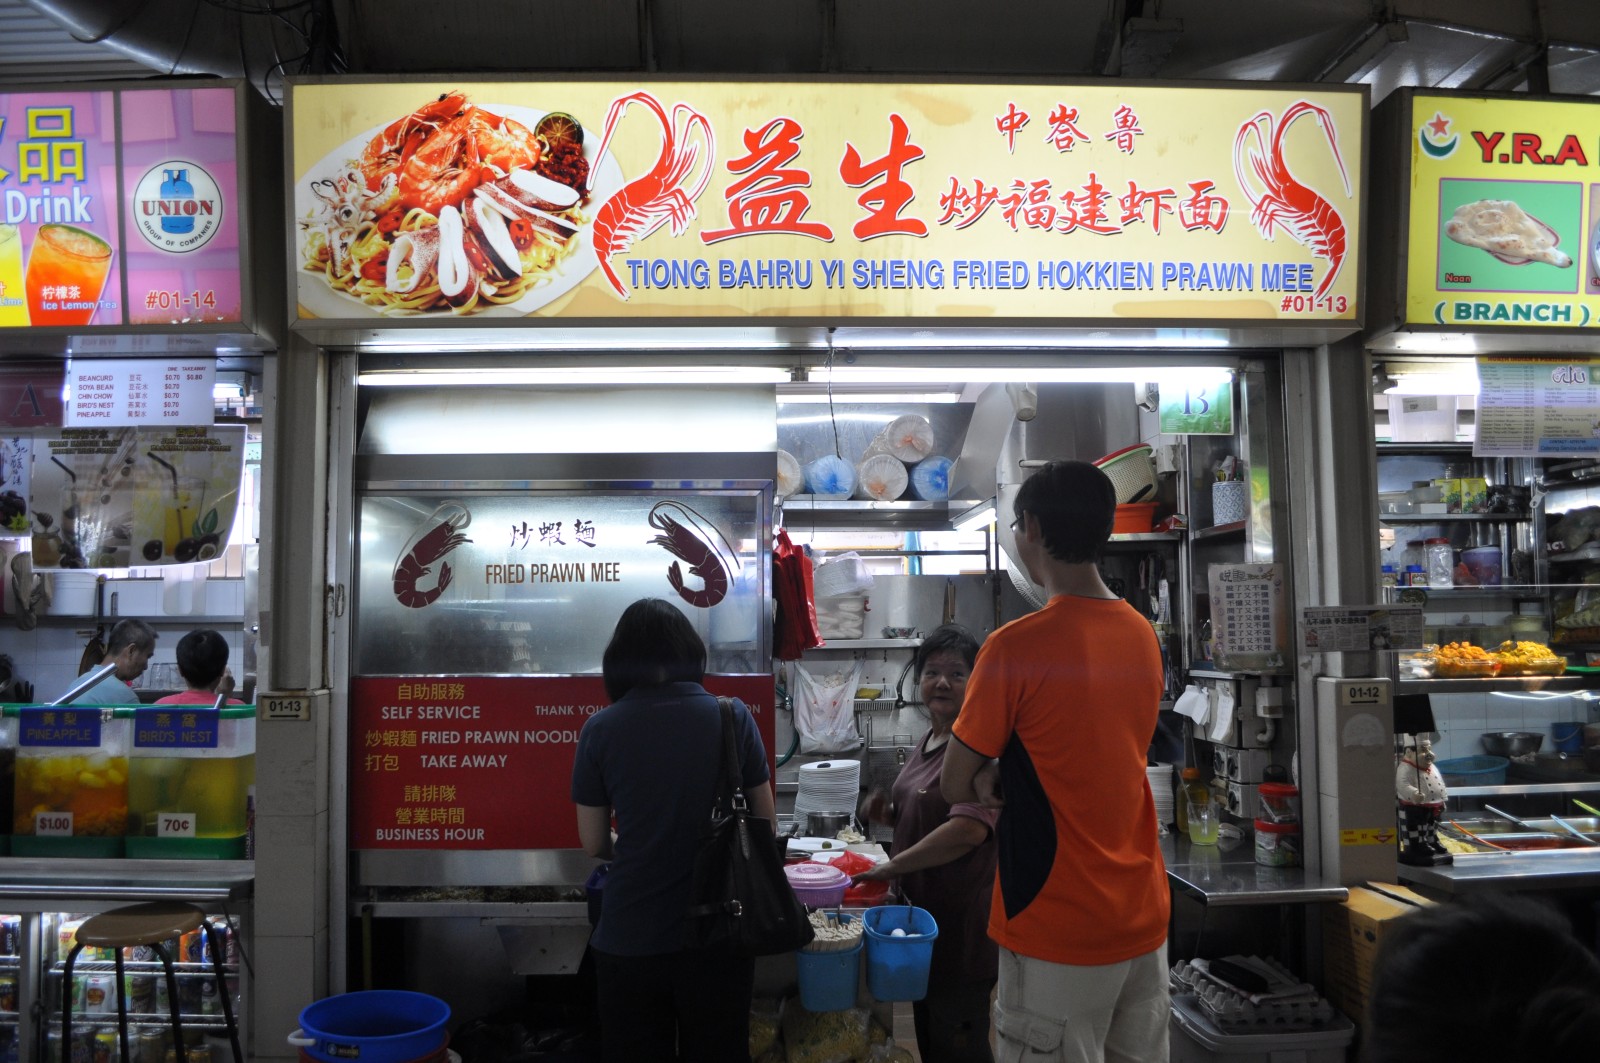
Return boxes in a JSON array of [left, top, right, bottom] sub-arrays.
[[683, 698, 815, 956]]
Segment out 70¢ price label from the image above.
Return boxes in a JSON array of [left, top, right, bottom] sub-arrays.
[[157, 813, 198, 838]]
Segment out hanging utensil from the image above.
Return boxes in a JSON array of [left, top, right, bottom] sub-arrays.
[[1447, 819, 1512, 852], [1550, 815, 1599, 846], [1574, 798, 1600, 818], [77, 576, 107, 675]]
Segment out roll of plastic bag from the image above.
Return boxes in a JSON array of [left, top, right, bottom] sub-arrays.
[[909, 455, 954, 501], [805, 455, 857, 499], [776, 449, 804, 498], [855, 454, 908, 501], [873, 415, 936, 463]]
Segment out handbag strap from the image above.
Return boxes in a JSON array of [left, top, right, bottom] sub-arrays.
[[715, 696, 748, 814]]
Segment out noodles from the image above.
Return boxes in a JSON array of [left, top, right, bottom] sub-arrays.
[[298, 99, 591, 316]]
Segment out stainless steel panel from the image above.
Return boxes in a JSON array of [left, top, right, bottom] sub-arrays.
[[353, 847, 598, 887]]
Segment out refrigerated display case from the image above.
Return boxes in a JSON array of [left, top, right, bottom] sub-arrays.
[[0, 869, 249, 1062]]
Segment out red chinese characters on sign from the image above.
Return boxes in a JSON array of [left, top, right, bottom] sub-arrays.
[[1044, 105, 1091, 152], [995, 103, 1029, 154], [1119, 182, 1176, 234], [1178, 180, 1231, 233], [1059, 173, 1119, 235], [839, 114, 927, 240], [701, 117, 834, 243], [1105, 104, 1144, 154]]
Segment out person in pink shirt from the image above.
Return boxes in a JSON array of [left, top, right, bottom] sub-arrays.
[[154, 629, 244, 706]]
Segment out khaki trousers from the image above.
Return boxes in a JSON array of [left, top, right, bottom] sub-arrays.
[[991, 942, 1169, 1063]]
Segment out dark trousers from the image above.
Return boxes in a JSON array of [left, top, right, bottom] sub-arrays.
[[592, 945, 754, 1063], [914, 980, 996, 1063]]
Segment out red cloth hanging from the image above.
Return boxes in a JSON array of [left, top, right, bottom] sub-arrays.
[[773, 528, 822, 659]]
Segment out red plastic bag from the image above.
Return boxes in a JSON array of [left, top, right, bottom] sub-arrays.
[[816, 851, 891, 906]]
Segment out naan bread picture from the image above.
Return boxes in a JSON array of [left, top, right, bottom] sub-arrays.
[[1444, 199, 1573, 268]]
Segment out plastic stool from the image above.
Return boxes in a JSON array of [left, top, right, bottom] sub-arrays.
[[61, 900, 243, 1063]]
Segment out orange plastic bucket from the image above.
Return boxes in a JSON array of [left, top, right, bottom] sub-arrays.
[[1112, 503, 1158, 534]]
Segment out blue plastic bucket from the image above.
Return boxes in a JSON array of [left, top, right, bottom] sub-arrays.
[[795, 937, 863, 1012], [863, 906, 939, 1002], [1553, 722, 1584, 754], [290, 990, 451, 1063]]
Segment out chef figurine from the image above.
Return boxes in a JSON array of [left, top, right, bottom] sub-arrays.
[[1396, 736, 1452, 866]]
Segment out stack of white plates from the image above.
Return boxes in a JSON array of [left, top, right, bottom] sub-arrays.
[[1147, 763, 1175, 826], [795, 759, 862, 818]]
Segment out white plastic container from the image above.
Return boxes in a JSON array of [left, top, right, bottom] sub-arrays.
[[48, 572, 98, 616], [1170, 994, 1353, 1063]]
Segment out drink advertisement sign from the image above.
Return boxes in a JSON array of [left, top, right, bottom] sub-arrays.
[[289, 80, 1365, 326], [349, 674, 775, 850], [0, 85, 244, 329], [1405, 93, 1600, 330]]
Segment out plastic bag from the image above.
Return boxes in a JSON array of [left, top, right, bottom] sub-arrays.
[[816, 850, 890, 906], [813, 552, 874, 598], [794, 660, 862, 754], [781, 1002, 872, 1063]]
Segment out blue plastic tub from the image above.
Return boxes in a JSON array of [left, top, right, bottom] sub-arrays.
[[1435, 755, 1508, 787], [291, 990, 450, 1063], [796, 937, 863, 1012], [863, 906, 939, 1002]]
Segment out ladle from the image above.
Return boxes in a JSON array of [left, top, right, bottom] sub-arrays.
[[1549, 815, 1600, 846], [1483, 804, 1541, 832]]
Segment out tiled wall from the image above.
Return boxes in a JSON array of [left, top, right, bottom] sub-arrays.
[[0, 611, 243, 703], [1427, 690, 1597, 760]]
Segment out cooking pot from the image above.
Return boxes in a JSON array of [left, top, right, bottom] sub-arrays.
[[1481, 731, 1542, 758], [806, 811, 853, 837]]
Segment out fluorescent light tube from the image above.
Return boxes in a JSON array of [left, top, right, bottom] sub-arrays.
[[806, 365, 1232, 385], [779, 391, 962, 404], [357, 366, 792, 387], [951, 502, 997, 532]]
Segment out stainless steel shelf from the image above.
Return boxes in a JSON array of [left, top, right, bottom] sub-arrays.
[[1396, 675, 1592, 694], [1191, 521, 1245, 541], [806, 638, 923, 650], [776, 498, 980, 531], [1107, 531, 1183, 545], [1380, 513, 1530, 524]]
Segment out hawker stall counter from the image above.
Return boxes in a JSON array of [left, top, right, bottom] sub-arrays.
[[1161, 834, 1348, 906]]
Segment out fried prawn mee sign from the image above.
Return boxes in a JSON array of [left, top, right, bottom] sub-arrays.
[[288, 79, 1365, 325]]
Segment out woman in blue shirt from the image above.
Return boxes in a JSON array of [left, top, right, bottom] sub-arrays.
[[572, 598, 774, 1063]]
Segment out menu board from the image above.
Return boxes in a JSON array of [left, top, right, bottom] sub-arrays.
[[1475, 355, 1600, 457], [0, 85, 244, 329], [1207, 562, 1288, 672], [66, 358, 216, 427], [290, 80, 1364, 325], [1405, 93, 1600, 330], [28, 424, 244, 569], [348, 674, 775, 850]]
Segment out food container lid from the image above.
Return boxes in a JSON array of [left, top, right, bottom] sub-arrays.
[[1254, 818, 1300, 835], [784, 862, 849, 887], [1258, 782, 1299, 797], [1424, 537, 1451, 544]]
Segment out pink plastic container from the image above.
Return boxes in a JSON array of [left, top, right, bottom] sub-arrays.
[[784, 861, 850, 907]]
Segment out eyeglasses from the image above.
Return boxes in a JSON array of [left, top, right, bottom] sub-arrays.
[[1009, 515, 1023, 532]]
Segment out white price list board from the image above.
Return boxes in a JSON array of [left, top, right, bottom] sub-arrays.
[[1207, 562, 1288, 671], [66, 358, 215, 427], [1475, 356, 1600, 458]]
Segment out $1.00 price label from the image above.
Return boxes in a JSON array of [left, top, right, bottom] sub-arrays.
[[157, 813, 197, 838], [35, 812, 73, 836]]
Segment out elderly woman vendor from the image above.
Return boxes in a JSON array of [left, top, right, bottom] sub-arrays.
[[854, 624, 998, 1063]]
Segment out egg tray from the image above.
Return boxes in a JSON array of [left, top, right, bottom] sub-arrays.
[[1169, 956, 1336, 1032]]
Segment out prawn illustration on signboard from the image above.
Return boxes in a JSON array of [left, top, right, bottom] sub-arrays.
[[1233, 100, 1352, 301], [647, 500, 739, 609], [393, 501, 472, 609], [587, 92, 716, 299]]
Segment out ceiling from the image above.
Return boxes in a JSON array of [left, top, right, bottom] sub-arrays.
[[2, 0, 1600, 104]]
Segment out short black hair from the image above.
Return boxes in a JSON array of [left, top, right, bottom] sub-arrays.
[[175, 629, 230, 689], [1013, 460, 1117, 564], [107, 618, 158, 656], [602, 598, 707, 702], [1365, 894, 1600, 1063], [914, 624, 979, 677]]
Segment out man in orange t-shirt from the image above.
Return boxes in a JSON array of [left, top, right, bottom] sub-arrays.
[[944, 460, 1169, 1063]]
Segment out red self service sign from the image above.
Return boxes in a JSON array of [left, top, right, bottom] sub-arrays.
[[350, 674, 776, 850]]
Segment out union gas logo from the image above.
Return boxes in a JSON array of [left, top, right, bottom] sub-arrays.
[[132, 161, 224, 253]]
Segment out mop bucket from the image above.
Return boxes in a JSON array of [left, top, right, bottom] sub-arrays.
[[863, 906, 938, 1002], [795, 936, 863, 1011], [289, 990, 451, 1063]]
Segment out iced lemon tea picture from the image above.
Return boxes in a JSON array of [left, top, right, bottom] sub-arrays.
[[25, 223, 113, 326], [0, 224, 28, 326]]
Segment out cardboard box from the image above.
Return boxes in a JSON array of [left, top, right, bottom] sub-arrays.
[[1461, 477, 1488, 514], [1432, 478, 1462, 514], [1320, 883, 1435, 1028]]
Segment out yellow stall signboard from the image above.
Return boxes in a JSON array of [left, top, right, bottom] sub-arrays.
[[288, 80, 1364, 325], [1407, 93, 1600, 329]]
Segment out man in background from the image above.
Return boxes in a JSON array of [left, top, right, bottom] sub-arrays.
[[943, 460, 1169, 1063], [69, 618, 157, 705]]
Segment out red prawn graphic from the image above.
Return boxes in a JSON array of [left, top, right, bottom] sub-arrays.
[[1233, 100, 1352, 301], [393, 502, 472, 609], [588, 91, 715, 299], [647, 500, 739, 609]]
